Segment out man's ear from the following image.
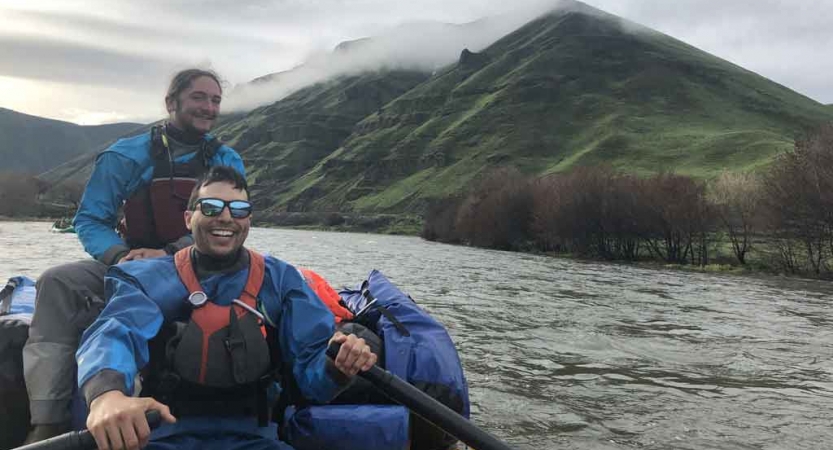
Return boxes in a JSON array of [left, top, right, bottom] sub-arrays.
[[165, 96, 177, 113], [184, 210, 193, 231]]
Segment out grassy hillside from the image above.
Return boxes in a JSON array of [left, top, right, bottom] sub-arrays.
[[37, 123, 154, 193], [38, 2, 833, 221], [213, 70, 429, 212], [242, 3, 831, 214], [0, 108, 140, 174]]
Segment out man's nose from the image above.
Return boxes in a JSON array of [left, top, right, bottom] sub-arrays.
[[216, 204, 233, 220], [205, 100, 219, 114]]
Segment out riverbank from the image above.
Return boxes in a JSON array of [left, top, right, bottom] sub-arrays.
[[7, 216, 828, 280], [254, 213, 826, 279], [0, 216, 56, 222], [254, 211, 423, 235], [524, 245, 831, 281], [248, 210, 833, 280], [254, 220, 803, 279]]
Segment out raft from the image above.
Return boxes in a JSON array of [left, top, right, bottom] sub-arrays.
[[0, 270, 470, 450], [0, 277, 35, 450], [49, 219, 75, 234]]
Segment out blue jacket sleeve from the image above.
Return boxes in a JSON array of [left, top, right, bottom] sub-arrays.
[[262, 261, 340, 404], [76, 268, 164, 401], [73, 151, 145, 264], [213, 145, 246, 177]]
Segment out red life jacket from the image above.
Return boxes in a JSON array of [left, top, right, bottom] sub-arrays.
[[140, 247, 276, 423], [120, 126, 222, 249], [171, 247, 270, 387], [148, 252, 356, 422], [165, 256, 350, 389], [300, 268, 354, 323]]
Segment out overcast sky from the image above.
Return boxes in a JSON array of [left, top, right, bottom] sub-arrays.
[[0, 0, 830, 125]]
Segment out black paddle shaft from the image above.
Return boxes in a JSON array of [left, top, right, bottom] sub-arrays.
[[13, 411, 162, 450], [328, 343, 516, 450]]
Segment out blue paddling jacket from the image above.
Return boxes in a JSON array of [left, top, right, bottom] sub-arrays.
[[73, 130, 244, 265]]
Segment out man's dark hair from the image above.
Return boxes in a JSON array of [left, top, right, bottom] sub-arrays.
[[187, 166, 250, 210], [166, 68, 223, 104]]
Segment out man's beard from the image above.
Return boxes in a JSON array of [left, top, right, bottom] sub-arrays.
[[175, 104, 215, 136], [193, 224, 247, 258]]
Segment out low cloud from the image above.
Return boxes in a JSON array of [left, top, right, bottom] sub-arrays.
[[0, 34, 174, 88], [1, 0, 830, 124], [223, 2, 566, 112]]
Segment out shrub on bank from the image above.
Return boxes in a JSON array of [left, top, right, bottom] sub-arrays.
[[760, 123, 833, 276], [423, 124, 833, 279]]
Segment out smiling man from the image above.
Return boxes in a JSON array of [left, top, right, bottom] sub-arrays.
[[22, 69, 246, 443], [77, 166, 376, 450], [186, 185, 251, 258]]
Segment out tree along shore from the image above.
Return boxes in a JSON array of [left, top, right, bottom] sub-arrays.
[[422, 124, 833, 280], [6, 124, 832, 279]]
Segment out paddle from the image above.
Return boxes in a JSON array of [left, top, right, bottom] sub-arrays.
[[327, 343, 516, 450], [12, 410, 162, 450]]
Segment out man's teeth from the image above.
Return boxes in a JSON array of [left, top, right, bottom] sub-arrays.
[[210, 230, 233, 237]]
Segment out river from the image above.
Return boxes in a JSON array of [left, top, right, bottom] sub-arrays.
[[2, 221, 832, 449]]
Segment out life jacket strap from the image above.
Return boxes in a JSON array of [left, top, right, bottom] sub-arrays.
[[173, 246, 265, 313], [241, 251, 266, 311]]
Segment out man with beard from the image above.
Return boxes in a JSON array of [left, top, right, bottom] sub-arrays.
[[22, 69, 245, 442], [77, 166, 377, 450]]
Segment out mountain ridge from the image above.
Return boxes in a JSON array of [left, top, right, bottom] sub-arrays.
[[26, 2, 833, 223], [0, 107, 141, 174], [223, 4, 830, 214]]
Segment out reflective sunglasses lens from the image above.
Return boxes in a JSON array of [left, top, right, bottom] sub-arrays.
[[228, 201, 252, 218], [199, 199, 225, 216]]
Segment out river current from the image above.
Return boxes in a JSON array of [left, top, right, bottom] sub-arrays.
[[2, 221, 831, 449]]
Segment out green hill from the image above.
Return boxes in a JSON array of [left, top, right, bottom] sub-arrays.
[[39, 2, 833, 221], [37, 123, 154, 192], [216, 2, 831, 215], [213, 71, 429, 211], [0, 108, 140, 174]]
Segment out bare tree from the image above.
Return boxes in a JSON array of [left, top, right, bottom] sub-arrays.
[[761, 124, 833, 276], [421, 196, 463, 243], [640, 174, 712, 265], [455, 167, 532, 250], [530, 167, 645, 260], [707, 171, 762, 264], [529, 174, 564, 252]]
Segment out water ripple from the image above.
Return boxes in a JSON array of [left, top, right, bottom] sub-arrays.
[[2, 223, 832, 449]]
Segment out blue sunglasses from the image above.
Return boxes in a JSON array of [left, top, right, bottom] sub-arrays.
[[194, 198, 252, 218]]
